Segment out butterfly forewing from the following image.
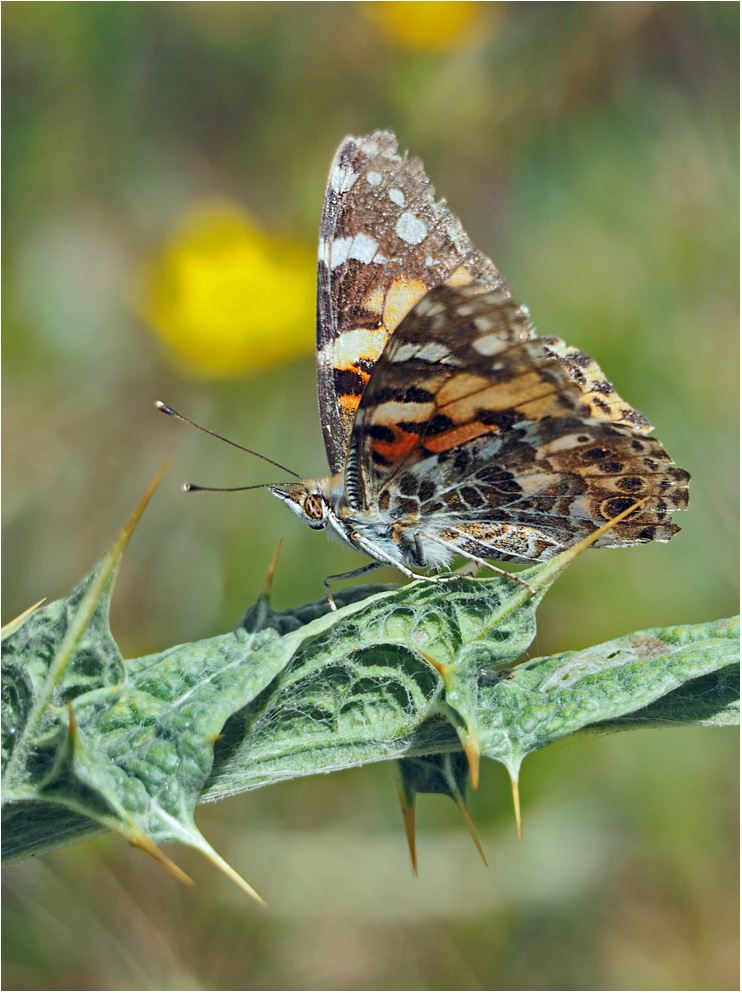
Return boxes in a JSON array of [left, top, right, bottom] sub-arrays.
[[316, 131, 516, 474]]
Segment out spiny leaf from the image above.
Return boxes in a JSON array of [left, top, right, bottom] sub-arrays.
[[1, 466, 264, 900], [206, 575, 527, 798], [471, 616, 740, 783]]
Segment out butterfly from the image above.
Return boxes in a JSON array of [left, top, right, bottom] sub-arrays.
[[265, 131, 688, 603]]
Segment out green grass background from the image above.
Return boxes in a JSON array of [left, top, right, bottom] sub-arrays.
[[3, 3, 738, 990]]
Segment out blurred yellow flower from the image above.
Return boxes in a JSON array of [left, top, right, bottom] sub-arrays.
[[363, 1, 496, 51], [140, 202, 315, 377]]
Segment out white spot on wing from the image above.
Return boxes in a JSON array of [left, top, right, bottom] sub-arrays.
[[391, 343, 419, 363], [349, 232, 379, 264], [373, 400, 434, 423], [395, 212, 427, 245], [328, 233, 380, 268], [333, 327, 387, 367], [536, 434, 594, 457], [329, 236, 352, 268], [367, 171, 382, 186], [331, 164, 358, 193], [416, 342, 450, 363], [389, 188, 405, 206], [415, 296, 444, 317], [519, 471, 562, 493], [472, 333, 504, 356]]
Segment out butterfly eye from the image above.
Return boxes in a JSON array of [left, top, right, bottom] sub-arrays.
[[303, 494, 325, 521]]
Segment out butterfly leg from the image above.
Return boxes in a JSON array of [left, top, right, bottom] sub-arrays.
[[411, 533, 480, 577], [324, 562, 384, 611], [452, 560, 482, 577], [390, 563, 487, 588], [414, 529, 536, 596], [347, 529, 523, 592]]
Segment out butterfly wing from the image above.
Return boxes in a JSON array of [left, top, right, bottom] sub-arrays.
[[316, 130, 515, 474], [346, 283, 689, 562]]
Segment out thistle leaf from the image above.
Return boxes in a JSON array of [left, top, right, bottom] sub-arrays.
[[2, 488, 737, 894]]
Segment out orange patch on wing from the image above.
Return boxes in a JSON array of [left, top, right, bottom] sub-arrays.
[[423, 421, 496, 453], [339, 393, 363, 416], [383, 278, 428, 332], [445, 266, 477, 287], [436, 373, 491, 408], [372, 428, 420, 461], [362, 285, 386, 316], [513, 392, 564, 421], [471, 372, 555, 412]]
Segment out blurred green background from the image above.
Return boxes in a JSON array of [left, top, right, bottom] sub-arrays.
[[3, 2, 738, 989]]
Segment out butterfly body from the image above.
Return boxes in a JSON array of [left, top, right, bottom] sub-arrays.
[[270, 475, 456, 577], [271, 132, 689, 593]]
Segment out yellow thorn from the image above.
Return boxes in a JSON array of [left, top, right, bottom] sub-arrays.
[[119, 457, 172, 549], [197, 844, 267, 906], [457, 801, 488, 867], [394, 769, 419, 876], [263, 537, 283, 594], [400, 795, 418, 877], [417, 649, 450, 678], [461, 733, 480, 790], [510, 774, 523, 840], [66, 699, 78, 739], [2, 598, 47, 637], [131, 830, 195, 887]]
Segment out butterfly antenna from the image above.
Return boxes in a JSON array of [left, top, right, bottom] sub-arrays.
[[155, 401, 301, 478], [183, 481, 294, 493]]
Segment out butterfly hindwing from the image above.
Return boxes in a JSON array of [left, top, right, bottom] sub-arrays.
[[346, 283, 689, 561]]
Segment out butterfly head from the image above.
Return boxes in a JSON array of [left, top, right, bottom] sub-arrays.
[[269, 481, 330, 530]]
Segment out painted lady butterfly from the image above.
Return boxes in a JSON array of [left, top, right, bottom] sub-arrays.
[[269, 131, 689, 602]]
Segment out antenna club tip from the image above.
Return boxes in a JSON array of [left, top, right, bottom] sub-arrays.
[[183, 482, 193, 492], [155, 401, 175, 416]]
